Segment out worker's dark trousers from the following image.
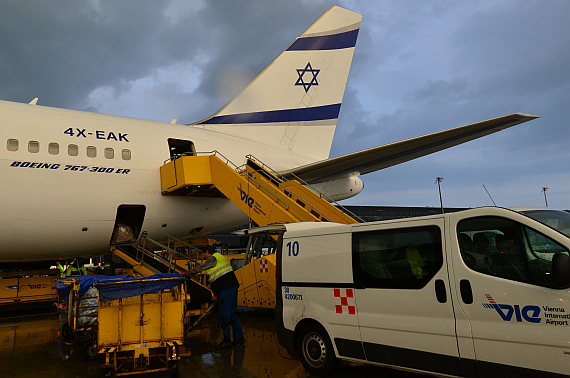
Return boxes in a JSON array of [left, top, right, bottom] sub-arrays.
[[218, 285, 244, 340]]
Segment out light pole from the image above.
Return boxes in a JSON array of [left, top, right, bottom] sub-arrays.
[[435, 176, 444, 214], [542, 186, 549, 207]]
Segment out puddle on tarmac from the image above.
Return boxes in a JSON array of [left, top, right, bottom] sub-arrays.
[[1, 309, 424, 378]]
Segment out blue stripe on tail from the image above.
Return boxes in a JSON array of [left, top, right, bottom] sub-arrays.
[[198, 103, 341, 125], [287, 29, 359, 51]]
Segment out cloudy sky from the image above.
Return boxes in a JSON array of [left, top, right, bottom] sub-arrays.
[[1, 0, 569, 209]]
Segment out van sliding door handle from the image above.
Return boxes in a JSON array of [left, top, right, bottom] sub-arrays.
[[435, 279, 447, 303], [460, 279, 473, 304]]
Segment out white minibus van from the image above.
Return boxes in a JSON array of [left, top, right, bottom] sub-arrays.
[[271, 207, 570, 377]]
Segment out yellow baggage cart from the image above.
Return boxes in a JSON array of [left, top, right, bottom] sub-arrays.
[[94, 275, 187, 377]]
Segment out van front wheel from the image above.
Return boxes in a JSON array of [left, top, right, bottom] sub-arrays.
[[298, 324, 339, 376]]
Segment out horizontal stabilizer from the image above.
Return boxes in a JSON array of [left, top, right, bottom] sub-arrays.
[[279, 113, 538, 183]]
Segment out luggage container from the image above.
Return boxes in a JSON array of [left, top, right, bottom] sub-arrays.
[[58, 274, 193, 377], [95, 275, 186, 377]]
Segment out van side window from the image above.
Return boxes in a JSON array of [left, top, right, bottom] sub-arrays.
[[352, 226, 443, 289], [458, 216, 569, 289]]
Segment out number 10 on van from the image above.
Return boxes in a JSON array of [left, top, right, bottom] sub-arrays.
[[287, 241, 299, 256]]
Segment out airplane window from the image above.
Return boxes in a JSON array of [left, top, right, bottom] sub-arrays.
[[7, 139, 18, 151], [28, 141, 39, 153], [122, 149, 131, 160], [68, 144, 78, 156], [105, 148, 114, 159], [87, 146, 96, 158], [49, 143, 59, 155]]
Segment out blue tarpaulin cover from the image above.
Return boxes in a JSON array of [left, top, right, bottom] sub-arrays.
[[97, 273, 185, 302], [57, 273, 185, 302], [57, 275, 133, 301]]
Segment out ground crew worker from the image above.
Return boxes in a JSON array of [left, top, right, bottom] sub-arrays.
[[65, 259, 87, 276], [56, 261, 64, 277], [405, 243, 426, 279], [79, 259, 88, 276], [185, 245, 245, 350]]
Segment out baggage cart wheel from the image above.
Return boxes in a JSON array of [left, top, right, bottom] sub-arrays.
[[298, 323, 339, 376], [85, 362, 101, 377], [61, 322, 72, 342], [83, 340, 99, 361]]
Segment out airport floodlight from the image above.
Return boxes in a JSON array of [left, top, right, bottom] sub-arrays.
[[435, 176, 444, 214], [542, 186, 549, 207]]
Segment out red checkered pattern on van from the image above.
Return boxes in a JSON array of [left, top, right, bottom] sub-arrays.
[[334, 288, 355, 315]]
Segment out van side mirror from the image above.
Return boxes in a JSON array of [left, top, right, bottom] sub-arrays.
[[551, 253, 570, 288]]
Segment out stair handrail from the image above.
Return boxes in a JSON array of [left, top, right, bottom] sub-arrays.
[[136, 235, 189, 273], [165, 235, 204, 259], [285, 171, 364, 223], [165, 235, 207, 277], [243, 155, 337, 222], [244, 172, 290, 211], [246, 169, 334, 222], [165, 235, 217, 284], [245, 154, 364, 223], [244, 154, 288, 182]]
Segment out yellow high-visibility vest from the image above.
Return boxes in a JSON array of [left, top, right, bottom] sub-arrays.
[[205, 253, 232, 283]]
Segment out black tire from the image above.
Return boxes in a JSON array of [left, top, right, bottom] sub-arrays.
[[83, 340, 99, 361], [61, 322, 72, 342], [84, 362, 101, 377], [298, 324, 339, 376]]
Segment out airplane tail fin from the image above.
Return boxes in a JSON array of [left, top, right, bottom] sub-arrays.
[[192, 6, 361, 162]]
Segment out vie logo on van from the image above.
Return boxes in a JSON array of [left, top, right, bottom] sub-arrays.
[[237, 186, 255, 208], [483, 294, 541, 323]]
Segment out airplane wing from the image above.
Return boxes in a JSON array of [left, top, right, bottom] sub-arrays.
[[279, 113, 538, 183]]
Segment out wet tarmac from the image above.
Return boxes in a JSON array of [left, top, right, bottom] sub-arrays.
[[1, 308, 429, 378]]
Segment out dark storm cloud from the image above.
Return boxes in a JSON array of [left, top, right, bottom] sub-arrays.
[[170, 1, 330, 122], [0, 0, 326, 114], [0, 1, 172, 108]]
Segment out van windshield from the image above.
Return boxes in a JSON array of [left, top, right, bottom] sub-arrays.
[[520, 210, 570, 239]]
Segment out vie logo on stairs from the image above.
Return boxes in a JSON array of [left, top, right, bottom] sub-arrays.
[[237, 185, 255, 208]]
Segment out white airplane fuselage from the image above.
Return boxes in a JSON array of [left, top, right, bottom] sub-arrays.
[[0, 100, 315, 261]]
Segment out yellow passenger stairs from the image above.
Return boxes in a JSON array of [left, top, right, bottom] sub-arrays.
[[160, 152, 358, 226], [159, 152, 359, 309]]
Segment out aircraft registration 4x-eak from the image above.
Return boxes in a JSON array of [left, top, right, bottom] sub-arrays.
[[0, 6, 537, 263]]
